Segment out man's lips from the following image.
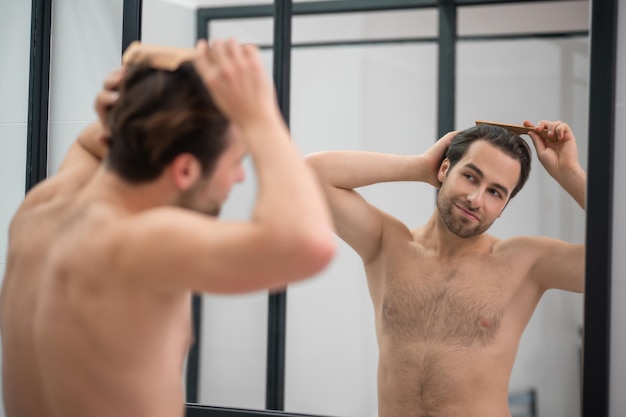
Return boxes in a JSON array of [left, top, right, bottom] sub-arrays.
[[455, 203, 479, 221]]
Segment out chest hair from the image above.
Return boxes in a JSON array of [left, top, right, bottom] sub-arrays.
[[380, 263, 506, 347]]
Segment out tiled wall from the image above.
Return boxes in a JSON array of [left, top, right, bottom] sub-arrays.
[[0, 2, 33, 416]]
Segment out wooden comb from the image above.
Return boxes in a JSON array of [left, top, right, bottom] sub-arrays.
[[475, 120, 553, 141]]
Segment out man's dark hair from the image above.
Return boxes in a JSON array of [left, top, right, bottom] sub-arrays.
[[106, 62, 229, 183], [445, 124, 532, 199]]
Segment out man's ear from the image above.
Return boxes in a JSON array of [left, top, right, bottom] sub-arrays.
[[169, 153, 202, 191], [438, 158, 451, 183]]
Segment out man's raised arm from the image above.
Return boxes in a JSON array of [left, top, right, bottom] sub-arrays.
[[306, 131, 457, 263], [523, 119, 586, 293], [116, 39, 336, 294], [525, 119, 586, 209]]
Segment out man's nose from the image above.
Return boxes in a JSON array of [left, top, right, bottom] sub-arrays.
[[467, 189, 484, 209]]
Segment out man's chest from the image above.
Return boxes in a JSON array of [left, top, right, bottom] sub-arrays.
[[375, 255, 525, 347]]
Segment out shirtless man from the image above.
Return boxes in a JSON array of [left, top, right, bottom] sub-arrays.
[[307, 121, 585, 417], [0, 39, 335, 417]]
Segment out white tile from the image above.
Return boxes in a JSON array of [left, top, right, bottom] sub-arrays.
[[48, 121, 92, 175], [48, 0, 124, 123], [610, 282, 626, 415], [0, 124, 28, 263], [0, 0, 33, 124]]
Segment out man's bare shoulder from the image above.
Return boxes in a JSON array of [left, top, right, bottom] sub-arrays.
[[13, 169, 95, 225], [381, 212, 415, 238], [492, 235, 569, 258]]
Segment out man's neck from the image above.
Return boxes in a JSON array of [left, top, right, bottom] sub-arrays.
[[83, 167, 176, 214]]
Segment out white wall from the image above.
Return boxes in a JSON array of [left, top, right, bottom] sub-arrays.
[[0, 1, 33, 416], [610, 0, 626, 415]]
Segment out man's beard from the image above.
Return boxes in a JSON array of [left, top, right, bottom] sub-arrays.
[[200, 206, 221, 217], [178, 187, 221, 217], [436, 193, 492, 238]]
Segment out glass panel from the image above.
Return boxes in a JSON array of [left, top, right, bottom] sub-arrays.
[[210, 9, 437, 47], [459, 0, 589, 36], [457, 37, 589, 417], [48, 0, 124, 174], [293, 9, 437, 44], [143, 4, 275, 409], [198, 47, 273, 413], [190, 0, 272, 6], [148, 3, 589, 417], [286, 42, 438, 417], [142, 0, 198, 47], [210, 18, 274, 45]]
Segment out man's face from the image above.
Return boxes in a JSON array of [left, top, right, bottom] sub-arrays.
[[180, 126, 247, 216], [437, 140, 521, 238]]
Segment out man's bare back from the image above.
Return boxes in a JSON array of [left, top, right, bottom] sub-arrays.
[[307, 121, 586, 417], [1, 192, 193, 417], [0, 39, 336, 417]]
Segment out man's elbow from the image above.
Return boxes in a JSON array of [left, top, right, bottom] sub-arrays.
[[286, 227, 337, 278], [306, 229, 337, 273], [304, 152, 326, 174]]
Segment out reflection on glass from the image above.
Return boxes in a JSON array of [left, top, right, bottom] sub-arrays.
[[286, 43, 438, 417], [139, 2, 589, 416], [292, 9, 437, 44], [285, 11, 588, 417], [457, 37, 588, 417], [143, 3, 275, 410], [195, 41, 275, 414], [211, 18, 273, 45], [458, 0, 589, 36]]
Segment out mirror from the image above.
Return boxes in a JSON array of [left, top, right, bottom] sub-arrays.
[[287, 2, 588, 417], [140, 1, 590, 416]]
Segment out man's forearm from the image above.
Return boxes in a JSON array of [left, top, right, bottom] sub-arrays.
[[559, 165, 587, 209], [306, 151, 432, 190]]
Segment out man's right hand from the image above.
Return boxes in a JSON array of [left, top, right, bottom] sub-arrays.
[[95, 67, 124, 139], [421, 130, 458, 188], [193, 38, 280, 130]]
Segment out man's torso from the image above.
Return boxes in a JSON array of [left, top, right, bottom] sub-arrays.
[[366, 216, 543, 417], [0, 191, 193, 417]]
